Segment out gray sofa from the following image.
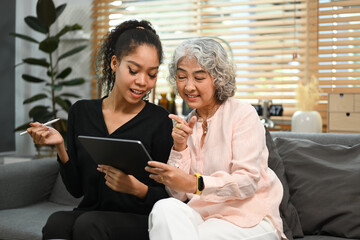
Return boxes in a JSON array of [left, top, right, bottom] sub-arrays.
[[269, 131, 360, 240], [0, 131, 359, 240], [0, 158, 80, 240]]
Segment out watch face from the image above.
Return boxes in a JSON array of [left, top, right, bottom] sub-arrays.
[[198, 176, 204, 191]]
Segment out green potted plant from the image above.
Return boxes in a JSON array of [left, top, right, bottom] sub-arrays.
[[11, 0, 87, 155]]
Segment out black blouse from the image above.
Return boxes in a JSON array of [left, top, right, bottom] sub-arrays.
[[58, 97, 173, 215]]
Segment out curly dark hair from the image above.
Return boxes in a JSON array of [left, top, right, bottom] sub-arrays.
[[96, 20, 163, 96]]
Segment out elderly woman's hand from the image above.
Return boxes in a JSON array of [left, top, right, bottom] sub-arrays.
[[146, 161, 197, 194], [168, 114, 197, 152]]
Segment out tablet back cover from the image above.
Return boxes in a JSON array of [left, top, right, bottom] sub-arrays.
[[78, 136, 152, 180]]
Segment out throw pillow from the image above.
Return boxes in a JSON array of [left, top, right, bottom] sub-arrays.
[[265, 128, 303, 239], [49, 173, 81, 206], [0, 158, 58, 209], [274, 137, 360, 239]]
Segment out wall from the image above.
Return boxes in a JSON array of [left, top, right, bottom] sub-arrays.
[[0, 1, 16, 155], [15, 0, 93, 156]]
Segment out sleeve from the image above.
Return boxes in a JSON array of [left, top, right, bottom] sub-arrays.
[[58, 102, 84, 198], [166, 148, 191, 201], [166, 112, 194, 201], [140, 113, 174, 208], [200, 107, 266, 203]]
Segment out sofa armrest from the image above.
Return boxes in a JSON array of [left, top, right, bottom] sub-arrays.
[[0, 157, 58, 210]]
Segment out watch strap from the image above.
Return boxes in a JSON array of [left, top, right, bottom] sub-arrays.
[[194, 173, 204, 195]]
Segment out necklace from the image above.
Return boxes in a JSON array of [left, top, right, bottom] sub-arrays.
[[197, 104, 220, 135], [203, 121, 208, 134]]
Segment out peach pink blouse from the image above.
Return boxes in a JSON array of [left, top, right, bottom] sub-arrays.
[[166, 98, 286, 239]]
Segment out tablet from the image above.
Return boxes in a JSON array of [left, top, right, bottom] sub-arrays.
[[78, 135, 152, 177]]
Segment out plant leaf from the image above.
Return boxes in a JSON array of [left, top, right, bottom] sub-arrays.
[[23, 93, 48, 104], [58, 45, 87, 61], [25, 16, 48, 34], [60, 93, 80, 98], [9, 33, 39, 43], [54, 118, 67, 138], [47, 70, 57, 77], [22, 74, 46, 83], [56, 67, 72, 79], [36, 0, 56, 28], [61, 78, 85, 86], [23, 58, 50, 67], [39, 37, 59, 53], [29, 105, 56, 122], [15, 62, 25, 68], [29, 105, 48, 118], [46, 83, 63, 91], [63, 99, 72, 113], [14, 122, 32, 132], [56, 4, 66, 19], [35, 112, 56, 123], [56, 24, 82, 39], [55, 96, 71, 112]]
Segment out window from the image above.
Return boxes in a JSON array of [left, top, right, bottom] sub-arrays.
[[318, 0, 360, 106], [91, 0, 360, 130]]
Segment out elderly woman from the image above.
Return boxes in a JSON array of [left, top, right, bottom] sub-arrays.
[[146, 38, 286, 240]]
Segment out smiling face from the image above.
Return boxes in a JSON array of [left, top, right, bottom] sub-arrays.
[[176, 57, 217, 112], [111, 44, 159, 104]]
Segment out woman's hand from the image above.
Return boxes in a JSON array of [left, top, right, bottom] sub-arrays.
[[97, 165, 148, 199], [145, 161, 197, 194], [27, 122, 69, 164], [168, 114, 197, 152], [27, 122, 64, 146]]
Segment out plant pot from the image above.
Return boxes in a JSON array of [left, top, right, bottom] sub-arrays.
[[291, 110, 322, 133], [35, 144, 56, 159]]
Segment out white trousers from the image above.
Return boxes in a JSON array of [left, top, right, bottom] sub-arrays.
[[149, 198, 280, 240]]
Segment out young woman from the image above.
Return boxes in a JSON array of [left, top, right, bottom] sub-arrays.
[[146, 38, 286, 240], [27, 20, 173, 240]]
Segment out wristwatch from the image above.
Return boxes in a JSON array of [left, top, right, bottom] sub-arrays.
[[194, 173, 204, 195]]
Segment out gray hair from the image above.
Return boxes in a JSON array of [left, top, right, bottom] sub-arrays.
[[167, 38, 236, 103]]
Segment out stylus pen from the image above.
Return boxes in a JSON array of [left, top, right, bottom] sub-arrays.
[[19, 118, 60, 136]]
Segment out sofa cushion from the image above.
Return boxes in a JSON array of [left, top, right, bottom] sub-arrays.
[[0, 201, 74, 240], [49, 173, 81, 206], [0, 158, 58, 210], [265, 128, 303, 239], [274, 137, 360, 239]]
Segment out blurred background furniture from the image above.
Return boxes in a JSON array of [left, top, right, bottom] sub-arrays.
[[327, 93, 360, 134]]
